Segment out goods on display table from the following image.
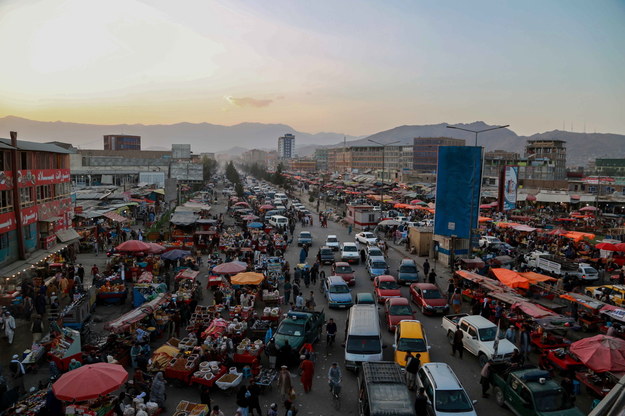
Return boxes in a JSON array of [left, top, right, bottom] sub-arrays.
[[104, 293, 171, 334], [187, 305, 221, 333], [174, 401, 208, 416], [255, 367, 278, 391], [202, 318, 228, 339], [228, 305, 253, 320], [64, 397, 116, 416], [133, 283, 168, 308], [215, 369, 243, 391], [47, 326, 82, 371], [61, 291, 93, 329], [250, 319, 272, 339], [4, 388, 47, 415], [262, 289, 281, 305], [191, 362, 228, 387], [96, 280, 127, 305], [21, 343, 47, 370], [165, 350, 201, 384]]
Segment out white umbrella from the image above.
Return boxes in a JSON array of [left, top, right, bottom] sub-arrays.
[[378, 219, 400, 226]]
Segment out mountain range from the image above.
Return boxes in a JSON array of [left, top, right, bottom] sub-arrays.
[[1, 116, 624, 167]]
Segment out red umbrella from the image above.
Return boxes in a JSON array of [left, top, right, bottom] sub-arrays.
[[570, 335, 625, 373], [526, 194, 537, 201], [596, 242, 619, 251], [146, 243, 166, 254], [614, 243, 625, 252], [260, 204, 275, 210], [115, 240, 151, 252], [234, 201, 249, 206], [212, 261, 247, 274], [242, 214, 260, 221], [580, 206, 599, 212], [53, 363, 128, 401]]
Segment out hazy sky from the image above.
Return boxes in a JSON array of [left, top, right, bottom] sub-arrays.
[[0, 0, 624, 136]]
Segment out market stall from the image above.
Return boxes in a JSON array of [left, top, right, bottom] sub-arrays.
[[46, 326, 82, 371], [104, 293, 171, 334]]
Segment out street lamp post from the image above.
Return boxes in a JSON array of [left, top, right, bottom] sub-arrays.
[[369, 139, 400, 208], [445, 124, 509, 257]]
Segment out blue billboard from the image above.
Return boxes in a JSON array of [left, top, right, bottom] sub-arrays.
[[434, 146, 482, 239]]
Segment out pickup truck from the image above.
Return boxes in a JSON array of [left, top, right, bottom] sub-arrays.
[[490, 364, 584, 416], [525, 252, 599, 281], [442, 314, 517, 366], [274, 310, 325, 351]]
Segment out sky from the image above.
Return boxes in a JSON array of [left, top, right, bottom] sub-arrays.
[[0, 0, 624, 137]]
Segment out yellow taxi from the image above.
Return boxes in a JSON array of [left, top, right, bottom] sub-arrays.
[[393, 320, 430, 367], [585, 285, 625, 305]]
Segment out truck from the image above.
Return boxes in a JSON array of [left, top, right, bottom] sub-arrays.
[[525, 252, 599, 281], [357, 361, 416, 416], [490, 364, 585, 416], [442, 314, 518, 366], [273, 310, 325, 351]]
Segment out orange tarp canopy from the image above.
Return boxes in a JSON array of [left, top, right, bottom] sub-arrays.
[[491, 268, 530, 289], [494, 222, 520, 229], [563, 231, 595, 241], [479, 216, 493, 223], [518, 271, 557, 284], [231, 272, 265, 285]]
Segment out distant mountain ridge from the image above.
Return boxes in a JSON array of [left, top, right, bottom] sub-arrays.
[[1, 116, 623, 166]]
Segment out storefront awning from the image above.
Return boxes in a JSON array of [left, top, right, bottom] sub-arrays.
[[39, 217, 62, 223], [56, 228, 81, 243], [103, 212, 129, 223]]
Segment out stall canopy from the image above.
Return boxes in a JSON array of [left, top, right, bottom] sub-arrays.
[[512, 301, 558, 319], [104, 293, 171, 333], [231, 272, 265, 285], [560, 293, 605, 310], [170, 212, 199, 226], [570, 335, 625, 373], [175, 268, 199, 280], [56, 228, 80, 243], [563, 231, 596, 241], [161, 249, 191, 261], [518, 271, 557, 284], [491, 268, 530, 289], [116, 240, 151, 252], [52, 363, 128, 402], [212, 261, 247, 275], [103, 212, 129, 223], [601, 305, 625, 323], [512, 224, 537, 232]]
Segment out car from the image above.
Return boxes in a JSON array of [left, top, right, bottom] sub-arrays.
[[479, 235, 502, 248], [366, 246, 386, 263], [325, 235, 340, 251], [355, 232, 378, 246], [374, 275, 401, 304], [274, 310, 326, 351], [417, 363, 478, 416], [340, 242, 360, 264], [585, 285, 625, 305], [410, 283, 449, 315], [356, 292, 376, 305], [318, 246, 335, 265], [384, 297, 415, 332], [297, 231, 313, 247], [322, 276, 353, 309], [393, 320, 430, 367], [367, 258, 389, 279], [397, 258, 419, 285], [332, 262, 355, 286]]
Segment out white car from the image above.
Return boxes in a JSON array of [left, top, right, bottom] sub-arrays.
[[355, 232, 378, 245], [340, 242, 360, 264], [479, 236, 502, 248], [366, 246, 386, 263], [325, 235, 340, 251]]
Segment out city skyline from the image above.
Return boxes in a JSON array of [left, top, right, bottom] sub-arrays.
[[0, 0, 624, 137]]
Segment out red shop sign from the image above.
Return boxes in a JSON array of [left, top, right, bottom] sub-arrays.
[[0, 212, 17, 233], [0, 171, 14, 191], [21, 206, 38, 226]]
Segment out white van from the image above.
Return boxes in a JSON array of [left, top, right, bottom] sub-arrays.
[[344, 304, 383, 371], [275, 193, 288, 205], [268, 215, 289, 229]]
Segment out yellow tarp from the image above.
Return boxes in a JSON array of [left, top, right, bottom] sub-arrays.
[[231, 272, 265, 285]]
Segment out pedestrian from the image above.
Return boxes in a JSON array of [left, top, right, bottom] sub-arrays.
[[298, 354, 315, 393], [480, 360, 493, 398], [150, 372, 167, 409], [283, 280, 292, 305], [519, 325, 531, 360], [423, 259, 430, 277], [405, 352, 421, 390], [69, 358, 82, 371], [451, 324, 464, 358], [267, 403, 278, 416], [414, 387, 428, 416], [451, 288, 463, 314], [278, 341, 293, 369], [210, 405, 225, 416], [428, 270, 436, 285], [10, 354, 25, 394], [91, 264, 99, 279], [236, 385, 250, 416], [31, 314, 43, 344], [348, 224, 352, 235], [505, 325, 517, 344], [295, 293, 304, 310], [305, 291, 316, 310], [284, 400, 298, 416], [3, 311, 15, 344], [277, 365, 293, 402], [247, 378, 262, 416]]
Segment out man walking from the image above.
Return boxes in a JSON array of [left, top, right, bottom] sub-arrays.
[[423, 259, 430, 278], [414, 388, 428, 416], [451, 324, 463, 359], [405, 352, 421, 390]]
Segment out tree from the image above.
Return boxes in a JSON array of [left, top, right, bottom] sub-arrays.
[[202, 156, 218, 182], [235, 182, 244, 197], [225, 161, 240, 184]]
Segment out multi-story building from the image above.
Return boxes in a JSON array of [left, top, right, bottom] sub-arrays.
[[483, 150, 520, 178], [242, 149, 270, 166], [523, 139, 567, 180], [103, 134, 141, 151], [327, 147, 352, 172], [278, 134, 295, 159], [288, 158, 317, 173], [172, 144, 192, 159], [314, 148, 329, 171], [595, 159, 625, 176], [413, 137, 465, 172], [0, 132, 77, 272]]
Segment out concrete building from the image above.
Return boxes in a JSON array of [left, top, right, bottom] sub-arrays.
[[103, 134, 141, 151], [0, 133, 77, 273], [413, 137, 465, 172], [314, 148, 329, 171], [523, 139, 567, 181], [595, 159, 625, 176], [278, 133, 295, 159], [242, 149, 270, 166], [288, 158, 317, 173], [483, 150, 520, 179], [172, 144, 192, 159]]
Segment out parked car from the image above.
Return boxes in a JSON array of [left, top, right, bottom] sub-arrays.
[[322, 275, 353, 309], [417, 363, 478, 416], [356, 292, 376, 305], [332, 262, 355, 286], [397, 258, 419, 285], [325, 235, 340, 251], [340, 242, 360, 264], [367, 258, 389, 279], [410, 283, 449, 315], [479, 235, 502, 248], [366, 246, 386, 263], [297, 231, 313, 247], [384, 297, 415, 332], [318, 246, 335, 265], [355, 232, 378, 245], [374, 275, 401, 304]]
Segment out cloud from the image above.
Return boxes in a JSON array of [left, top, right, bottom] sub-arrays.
[[225, 96, 273, 108]]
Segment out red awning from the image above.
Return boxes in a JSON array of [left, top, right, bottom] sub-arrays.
[[104, 212, 129, 223], [104, 293, 171, 333]]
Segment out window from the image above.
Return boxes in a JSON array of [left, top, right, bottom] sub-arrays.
[[468, 326, 477, 338], [20, 152, 28, 170], [24, 224, 32, 240], [0, 190, 12, 213], [20, 187, 34, 206], [0, 233, 8, 250], [36, 185, 52, 201]]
